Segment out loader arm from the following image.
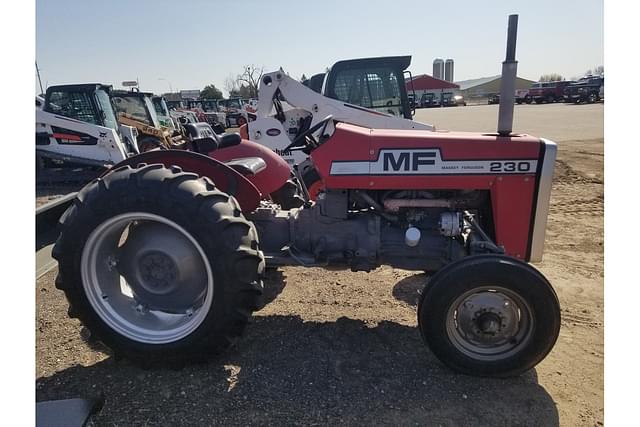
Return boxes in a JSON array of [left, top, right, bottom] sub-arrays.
[[117, 114, 184, 148], [249, 70, 433, 165], [255, 71, 432, 131]]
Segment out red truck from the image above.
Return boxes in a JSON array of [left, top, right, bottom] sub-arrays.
[[528, 80, 574, 103]]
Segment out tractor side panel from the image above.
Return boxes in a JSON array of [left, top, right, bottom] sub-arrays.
[[104, 150, 262, 212], [208, 139, 292, 197], [311, 123, 545, 260]]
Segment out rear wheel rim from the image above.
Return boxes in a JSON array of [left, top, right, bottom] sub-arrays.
[[80, 212, 214, 344], [445, 286, 533, 361]]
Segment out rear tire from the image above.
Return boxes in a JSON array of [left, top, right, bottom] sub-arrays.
[[52, 163, 264, 367], [417, 255, 560, 377]]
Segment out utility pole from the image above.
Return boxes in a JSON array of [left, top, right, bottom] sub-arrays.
[[36, 61, 44, 94]]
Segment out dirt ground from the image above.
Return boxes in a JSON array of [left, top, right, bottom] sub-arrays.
[[36, 105, 603, 426]]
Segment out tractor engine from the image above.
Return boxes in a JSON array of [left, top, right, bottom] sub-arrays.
[[249, 189, 491, 272]]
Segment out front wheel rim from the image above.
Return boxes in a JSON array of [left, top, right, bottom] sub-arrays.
[[80, 212, 214, 344], [445, 286, 533, 361]]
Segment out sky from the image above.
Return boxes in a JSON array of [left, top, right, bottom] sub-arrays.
[[36, 0, 603, 96]]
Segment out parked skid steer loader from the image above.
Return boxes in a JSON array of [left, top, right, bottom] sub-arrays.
[[51, 15, 560, 377], [304, 55, 418, 119], [36, 84, 139, 168], [241, 55, 432, 198], [110, 90, 186, 152], [245, 55, 432, 167]]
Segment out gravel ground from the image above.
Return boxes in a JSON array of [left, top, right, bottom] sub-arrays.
[[36, 104, 603, 426]]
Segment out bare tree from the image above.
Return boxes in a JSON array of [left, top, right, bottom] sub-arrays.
[[236, 65, 264, 98], [581, 66, 603, 77], [224, 74, 239, 95], [539, 73, 564, 82]]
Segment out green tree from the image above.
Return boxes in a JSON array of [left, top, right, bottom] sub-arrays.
[[201, 84, 223, 99], [539, 73, 564, 82]]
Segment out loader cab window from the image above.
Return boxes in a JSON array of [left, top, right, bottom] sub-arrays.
[[227, 98, 242, 110], [152, 97, 175, 129], [308, 73, 325, 93], [45, 90, 99, 125], [112, 95, 160, 128], [94, 89, 119, 131], [201, 100, 220, 112], [329, 66, 405, 117]]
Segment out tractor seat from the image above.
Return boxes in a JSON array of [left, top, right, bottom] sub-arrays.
[[217, 132, 241, 149], [183, 122, 242, 154]]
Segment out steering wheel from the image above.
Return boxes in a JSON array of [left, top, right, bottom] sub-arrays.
[[283, 115, 333, 152]]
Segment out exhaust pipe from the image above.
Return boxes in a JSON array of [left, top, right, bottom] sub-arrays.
[[497, 14, 519, 136]]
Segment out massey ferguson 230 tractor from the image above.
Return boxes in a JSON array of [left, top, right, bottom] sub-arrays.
[[51, 16, 560, 377]]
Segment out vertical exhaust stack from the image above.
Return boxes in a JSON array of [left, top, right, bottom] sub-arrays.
[[497, 14, 519, 136]]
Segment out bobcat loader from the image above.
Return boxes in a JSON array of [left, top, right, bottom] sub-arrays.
[[36, 84, 139, 168], [110, 90, 187, 152]]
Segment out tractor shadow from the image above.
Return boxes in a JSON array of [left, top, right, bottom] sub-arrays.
[[391, 273, 430, 307], [37, 315, 559, 426], [260, 267, 287, 308]]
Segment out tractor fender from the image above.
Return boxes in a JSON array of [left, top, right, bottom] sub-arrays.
[[102, 150, 262, 212], [207, 139, 292, 197]]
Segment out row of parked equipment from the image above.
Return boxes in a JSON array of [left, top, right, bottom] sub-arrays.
[[166, 97, 258, 128], [489, 74, 605, 105], [35, 55, 428, 171]]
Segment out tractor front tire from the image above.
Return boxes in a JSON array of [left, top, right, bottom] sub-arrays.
[[417, 255, 560, 377], [52, 163, 264, 367]]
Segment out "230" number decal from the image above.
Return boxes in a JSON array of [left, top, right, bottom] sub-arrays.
[[489, 161, 533, 172]]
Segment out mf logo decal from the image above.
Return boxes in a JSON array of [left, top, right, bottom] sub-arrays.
[[382, 151, 435, 171], [329, 149, 537, 176]]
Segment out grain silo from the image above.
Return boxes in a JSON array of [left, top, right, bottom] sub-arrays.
[[433, 58, 444, 80], [445, 59, 454, 82]]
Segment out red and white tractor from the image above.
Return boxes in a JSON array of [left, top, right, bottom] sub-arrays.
[[51, 15, 560, 377]]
